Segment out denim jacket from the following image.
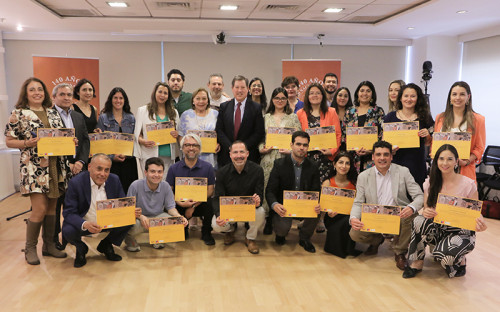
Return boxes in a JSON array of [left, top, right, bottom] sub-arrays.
[[97, 112, 135, 134]]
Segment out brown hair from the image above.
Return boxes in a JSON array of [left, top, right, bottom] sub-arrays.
[[15, 77, 52, 109], [147, 82, 176, 125], [438, 81, 476, 134], [191, 88, 211, 111]]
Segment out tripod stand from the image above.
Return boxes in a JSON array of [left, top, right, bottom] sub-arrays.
[[6, 207, 31, 221]]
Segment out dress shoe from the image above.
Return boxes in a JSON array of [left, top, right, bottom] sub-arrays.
[[74, 244, 88, 268], [402, 266, 422, 278], [275, 235, 286, 246], [299, 239, 316, 253], [96, 239, 122, 261], [201, 233, 215, 246], [364, 237, 384, 256], [395, 254, 408, 271], [223, 231, 235, 245], [55, 240, 67, 251], [245, 238, 259, 254]]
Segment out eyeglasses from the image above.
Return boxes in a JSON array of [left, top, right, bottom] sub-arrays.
[[183, 143, 200, 149], [273, 97, 288, 102]]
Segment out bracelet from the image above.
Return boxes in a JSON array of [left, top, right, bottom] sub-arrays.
[[465, 159, 471, 166]]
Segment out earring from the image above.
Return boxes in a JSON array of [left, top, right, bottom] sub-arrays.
[[455, 164, 459, 170]]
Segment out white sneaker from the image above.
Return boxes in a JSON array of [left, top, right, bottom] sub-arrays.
[[152, 243, 165, 249], [124, 234, 140, 252]]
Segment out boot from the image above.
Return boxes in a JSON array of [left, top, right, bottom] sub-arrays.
[[42, 215, 67, 258], [24, 219, 42, 265]]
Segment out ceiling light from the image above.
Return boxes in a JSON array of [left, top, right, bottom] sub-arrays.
[[107, 2, 128, 8], [16, 24, 23, 31], [220, 5, 238, 11], [323, 8, 344, 13], [456, 10, 468, 14], [407, 27, 415, 30]]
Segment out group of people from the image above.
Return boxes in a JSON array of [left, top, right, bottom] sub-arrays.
[[4, 70, 487, 278]]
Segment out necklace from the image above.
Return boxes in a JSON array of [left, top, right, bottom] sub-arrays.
[[398, 110, 416, 121]]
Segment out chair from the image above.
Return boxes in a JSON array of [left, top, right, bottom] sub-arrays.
[[478, 145, 500, 200]]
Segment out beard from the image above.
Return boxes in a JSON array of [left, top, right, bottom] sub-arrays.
[[325, 89, 336, 95]]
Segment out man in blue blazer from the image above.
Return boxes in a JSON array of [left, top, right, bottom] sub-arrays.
[[62, 153, 135, 268], [215, 75, 265, 167]]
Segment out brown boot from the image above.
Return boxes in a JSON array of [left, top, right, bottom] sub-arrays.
[[245, 238, 260, 254], [25, 219, 42, 265], [42, 215, 67, 258]]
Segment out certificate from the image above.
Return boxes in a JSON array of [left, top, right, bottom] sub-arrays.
[[89, 132, 134, 156], [283, 191, 319, 218], [219, 196, 256, 222], [37, 128, 75, 156], [319, 186, 356, 215], [96, 197, 136, 229], [149, 217, 185, 244], [187, 130, 217, 153], [346, 126, 378, 151], [174, 177, 208, 202], [431, 132, 471, 159], [266, 127, 295, 150], [383, 121, 420, 149], [360, 204, 401, 235], [434, 193, 482, 231], [306, 126, 337, 150], [146, 121, 176, 145]]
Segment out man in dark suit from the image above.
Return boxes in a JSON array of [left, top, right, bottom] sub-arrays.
[[266, 131, 321, 253], [215, 75, 265, 167], [52, 83, 90, 250], [62, 154, 137, 268]]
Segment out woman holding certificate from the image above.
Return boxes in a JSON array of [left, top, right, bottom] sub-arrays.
[[322, 151, 361, 258], [259, 87, 301, 234], [344, 81, 385, 171], [383, 83, 433, 187], [178, 88, 219, 167], [4, 77, 70, 264], [331, 87, 353, 151], [134, 82, 180, 178], [97, 87, 138, 192], [404, 144, 487, 278], [434, 81, 485, 181], [73, 78, 98, 133]]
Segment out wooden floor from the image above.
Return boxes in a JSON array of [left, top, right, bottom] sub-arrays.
[[1, 192, 500, 312]]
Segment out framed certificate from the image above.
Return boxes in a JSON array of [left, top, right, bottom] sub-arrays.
[[37, 128, 75, 156], [283, 191, 319, 218], [434, 193, 482, 231], [219, 196, 256, 222], [146, 121, 176, 145], [319, 186, 356, 215], [431, 132, 471, 159], [306, 126, 337, 150], [346, 126, 378, 151], [96, 196, 136, 229], [174, 177, 208, 202], [360, 204, 401, 235], [149, 217, 186, 244], [382, 121, 419, 149]]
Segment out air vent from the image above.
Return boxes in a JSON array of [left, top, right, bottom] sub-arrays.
[[156, 2, 191, 9], [55, 9, 99, 17], [345, 16, 382, 23], [264, 5, 300, 11]]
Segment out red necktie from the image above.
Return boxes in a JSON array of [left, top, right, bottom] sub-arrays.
[[234, 102, 241, 140]]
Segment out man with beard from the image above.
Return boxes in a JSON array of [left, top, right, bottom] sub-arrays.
[[212, 141, 265, 254], [323, 73, 338, 106], [168, 68, 192, 116], [166, 133, 216, 245], [266, 131, 321, 253], [207, 73, 230, 110]]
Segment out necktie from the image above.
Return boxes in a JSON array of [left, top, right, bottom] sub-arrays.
[[234, 102, 241, 140]]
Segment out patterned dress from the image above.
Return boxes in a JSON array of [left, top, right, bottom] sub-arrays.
[[259, 113, 301, 213], [408, 176, 477, 278], [344, 105, 385, 171], [4, 108, 71, 196]]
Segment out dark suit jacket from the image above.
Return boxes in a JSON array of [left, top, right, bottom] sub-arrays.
[[57, 108, 90, 167], [266, 154, 321, 207], [216, 98, 265, 166], [62, 171, 125, 230]]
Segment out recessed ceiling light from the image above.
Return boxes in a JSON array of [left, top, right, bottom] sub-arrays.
[[323, 8, 344, 13], [107, 2, 128, 8], [16, 24, 23, 31], [220, 5, 238, 11], [407, 27, 415, 30], [456, 10, 468, 14]]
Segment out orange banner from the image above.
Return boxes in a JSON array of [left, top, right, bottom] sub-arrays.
[[282, 59, 341, 102], [33, 56, 100, 111]]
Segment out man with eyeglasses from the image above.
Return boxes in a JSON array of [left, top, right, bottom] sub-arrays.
[[266, 131, 321, 253], [166, 133, 216, 245]]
